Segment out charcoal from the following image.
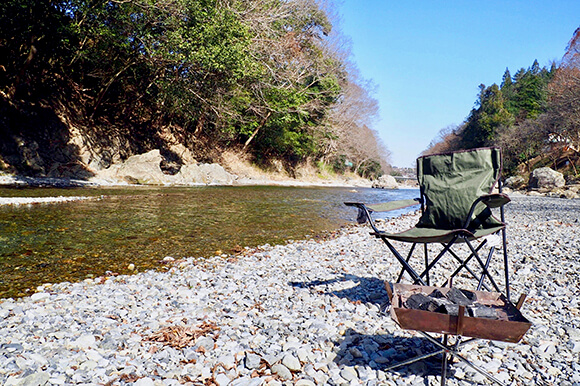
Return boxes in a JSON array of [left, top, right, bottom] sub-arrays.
[[405, 293, 440, 312], [434, 303, 469, 317], [460, 289, 477, 301], [445, 287, 474, 306], [468, 305, 498, 319], [429, 289, 446, 298]]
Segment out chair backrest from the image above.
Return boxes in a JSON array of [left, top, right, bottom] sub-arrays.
[[416, 147, 502, 230]]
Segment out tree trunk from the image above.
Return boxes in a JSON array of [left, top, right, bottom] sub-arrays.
[[90, 61, 135, 119], [243, 112, 271, 150]]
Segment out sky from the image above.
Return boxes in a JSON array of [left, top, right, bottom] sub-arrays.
[[335, 1, 580, 167]]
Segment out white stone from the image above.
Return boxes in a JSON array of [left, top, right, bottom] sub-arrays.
[[134, 377, 156, 386], [71, 334, 96, 349], [282, 353, 301, 371], [30, 292, 50, 302]]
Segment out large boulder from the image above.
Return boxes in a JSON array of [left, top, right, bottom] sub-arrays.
[[174, 163, 235, 185], [97, 150, 168, 184], [529, 167, 565, 190], [372, 174, 399, 189], [93, 149, 235, 186], [200, 163, 235, 185]]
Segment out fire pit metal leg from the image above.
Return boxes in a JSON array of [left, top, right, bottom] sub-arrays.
[[418, 331, 508, 386], [440, 334, 449, 386]]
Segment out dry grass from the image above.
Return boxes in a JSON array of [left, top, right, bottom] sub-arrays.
[[144, 321, 220, 349]]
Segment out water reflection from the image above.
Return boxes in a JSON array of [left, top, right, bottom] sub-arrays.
[[0, 186, 419, 298]]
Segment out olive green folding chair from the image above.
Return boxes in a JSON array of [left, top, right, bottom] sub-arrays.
[[345, 147, 529, 385]]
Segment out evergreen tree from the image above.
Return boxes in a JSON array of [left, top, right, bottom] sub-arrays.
[[460, 84, 513, 148], [511, 61, 548, 121], [501, 68, 513, 90]]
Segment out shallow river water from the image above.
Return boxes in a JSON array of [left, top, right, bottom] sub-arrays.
[[0, 185, 418, 298]]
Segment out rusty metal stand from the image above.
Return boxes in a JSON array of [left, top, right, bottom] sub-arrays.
[[383, 281, 527, 385], [382, 321, 507, 386]]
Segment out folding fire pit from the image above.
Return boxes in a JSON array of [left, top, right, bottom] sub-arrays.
[[388, 283, 530, 343]]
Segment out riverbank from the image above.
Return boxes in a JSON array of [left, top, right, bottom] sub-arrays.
[[0, 167, 377, 191], [1, 195, 579, 385]]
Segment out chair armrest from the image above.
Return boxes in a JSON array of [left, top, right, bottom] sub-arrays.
[[480, 193, 510, 208], [463, 193, 511, 229], [345, 199, 420, 212], [366, 199, 421, 212]]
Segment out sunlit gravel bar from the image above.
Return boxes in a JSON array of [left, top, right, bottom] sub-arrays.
[[1, 194, 579, 385]]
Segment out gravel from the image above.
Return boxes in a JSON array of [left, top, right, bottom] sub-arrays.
[[0, 194, 578, 385]]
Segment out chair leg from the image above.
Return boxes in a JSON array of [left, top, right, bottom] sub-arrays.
[[464, 239, 501, 292], [417, 235, 460, 282], [382, 238, 426, 285], [396, 243, 417, 283], [446, 242, 493, 291], [501, 227, 510, 301], [424, 243, 430, 286], [500, 200, 511, 301], [477, 246, 495, 291]]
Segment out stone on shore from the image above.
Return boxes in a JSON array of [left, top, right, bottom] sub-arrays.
[[529, 167, 565, 189], [371, 174, 398, 189], [94, 149, 236, 185], [504, 175, 527, 190]]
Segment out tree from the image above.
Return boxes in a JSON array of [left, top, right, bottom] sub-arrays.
[[510, 61, 548, 121], [0, 0, 74, 97], [1, 0, 385, 178], [495, 120, 546, 174], [216, 0, 343, 162], [422, 124, 463, 155], [459, 83, 513, 148], [544, 65, 580, 159]]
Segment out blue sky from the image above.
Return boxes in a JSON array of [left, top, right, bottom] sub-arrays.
[[335, 1, 580, 167]]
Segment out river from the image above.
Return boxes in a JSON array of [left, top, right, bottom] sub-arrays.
[[0, 185, 419, 298]]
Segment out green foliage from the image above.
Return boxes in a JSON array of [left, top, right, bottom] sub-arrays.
[[455, 60, 553, 151], [426, 58, 576, 176], [330, 155, 349, 174], [0, 0, 74, 96], [357, 159, 382, 179], [1, 0, 382, 175], [459, 84, 513, 148]]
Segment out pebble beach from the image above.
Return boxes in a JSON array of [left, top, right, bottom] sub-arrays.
[[1, 194, 579, 385]]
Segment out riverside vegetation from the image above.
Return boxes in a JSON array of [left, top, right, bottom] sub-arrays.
[[0, 0, 389, 183], [2, 2, 580, 187], [423, 28, 580, 184]]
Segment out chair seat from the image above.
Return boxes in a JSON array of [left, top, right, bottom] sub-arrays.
[[374, 224, 505, 244]]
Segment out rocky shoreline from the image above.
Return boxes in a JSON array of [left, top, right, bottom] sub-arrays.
[[1, 195, 579, 385]]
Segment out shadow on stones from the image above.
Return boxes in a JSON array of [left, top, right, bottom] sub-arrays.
[[289, 274, 391, 306], [331, 328, 468, 382]]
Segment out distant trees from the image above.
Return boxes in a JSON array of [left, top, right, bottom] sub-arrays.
[[544, 65, 580, 155], [323, 68, 389, 178], [0, 0, 388, 177], [423, 58, 567, 175]]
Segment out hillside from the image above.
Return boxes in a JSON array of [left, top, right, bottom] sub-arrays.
[[423, 27, 580, 183], [0, 0, 390, 184]]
